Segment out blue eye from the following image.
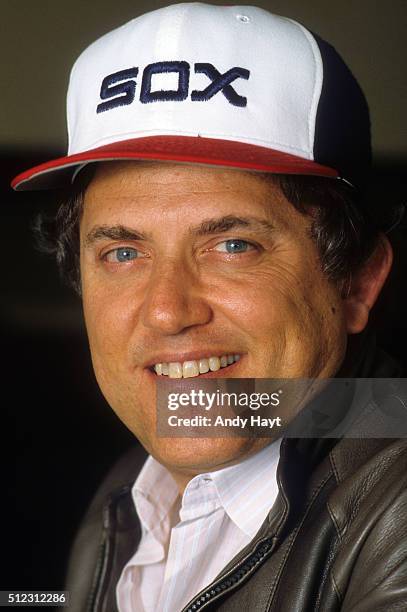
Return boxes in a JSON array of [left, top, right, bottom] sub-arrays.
[[105, 247, 139, 263], [215, 239, 252, 254]]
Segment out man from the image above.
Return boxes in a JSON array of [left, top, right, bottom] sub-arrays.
[[12, 3, 407, 611]]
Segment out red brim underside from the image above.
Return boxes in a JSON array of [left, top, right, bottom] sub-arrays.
[[11, 135, 338, 191]]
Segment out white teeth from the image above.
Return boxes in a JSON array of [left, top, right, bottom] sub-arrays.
[[183, 361, 199, 378], [162, 363, 169, 375], [168, 362, 183, 378], [199, 359, 209, 374], [209, 356, 221, 371], [152, 354, 241, 378], [155, 363, 163, 375]]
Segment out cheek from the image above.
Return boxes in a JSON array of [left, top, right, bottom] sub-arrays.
[[81, 279, 154, 439], [206, 252, 346, 375], [206, 252, 319, 332], [274, 269, 347, 375], [81, 273, 139, 385]]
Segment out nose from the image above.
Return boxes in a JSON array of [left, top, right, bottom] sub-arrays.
[[140, 259, 213, 335]]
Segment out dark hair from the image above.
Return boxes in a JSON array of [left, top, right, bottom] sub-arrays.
[[34, 165, 396, 296], [33, 167, 94, 295]]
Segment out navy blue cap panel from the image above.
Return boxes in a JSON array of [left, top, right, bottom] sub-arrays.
[[313, 33, 371, 190]]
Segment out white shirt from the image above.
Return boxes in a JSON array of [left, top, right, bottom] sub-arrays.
[[116, 440, 281, 612]]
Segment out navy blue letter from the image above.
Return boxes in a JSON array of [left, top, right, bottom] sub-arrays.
[[97, 68, 139, 114], [191, 64, 250, 107], [140, 61, 190, 103]]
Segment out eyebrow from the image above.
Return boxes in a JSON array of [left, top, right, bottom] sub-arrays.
[[84, 225, 150, 248], [191, 215, 275, 236], [84, 215, 275, 248]]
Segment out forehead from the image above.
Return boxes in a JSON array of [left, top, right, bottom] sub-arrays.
[[81, 161, 301, 230]]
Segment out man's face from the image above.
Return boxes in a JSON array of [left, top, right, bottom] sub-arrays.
[[80, 161, 347, 479]]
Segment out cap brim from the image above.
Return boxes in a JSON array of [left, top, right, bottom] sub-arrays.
[[11, 136, 339, 191]]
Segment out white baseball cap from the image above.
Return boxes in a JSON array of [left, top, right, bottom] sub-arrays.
[[12, 2, 371, 191]]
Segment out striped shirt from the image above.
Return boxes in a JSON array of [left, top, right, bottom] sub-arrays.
[[116, 440, 281, 612]]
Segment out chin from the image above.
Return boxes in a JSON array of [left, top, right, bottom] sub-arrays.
[[148, 436, 263, 475]]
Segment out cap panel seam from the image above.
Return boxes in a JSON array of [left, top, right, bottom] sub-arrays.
[[285, 19, 323, 160]]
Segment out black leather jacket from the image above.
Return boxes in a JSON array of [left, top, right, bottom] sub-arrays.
[[65, 342, 407, 611]]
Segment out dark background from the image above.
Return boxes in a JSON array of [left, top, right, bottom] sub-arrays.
[[2, 0, 407, 596]]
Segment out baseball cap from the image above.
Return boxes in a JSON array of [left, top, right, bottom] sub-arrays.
[[11, 3, 371, 191]]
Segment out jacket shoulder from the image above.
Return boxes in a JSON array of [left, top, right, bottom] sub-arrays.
[[328, 439, 407, 610], [64, 443, 147, 612], [84, 443, 147, 519]]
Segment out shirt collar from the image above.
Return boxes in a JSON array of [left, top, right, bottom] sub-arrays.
[[132, 439, 281, 539], [132, 455, 179, 533], [207, 439, 282, 538]]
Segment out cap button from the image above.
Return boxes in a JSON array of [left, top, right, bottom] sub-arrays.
[[236, 14, 251, 23]]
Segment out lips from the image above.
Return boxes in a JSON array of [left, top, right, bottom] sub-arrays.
[[153, 354, 241, 378]]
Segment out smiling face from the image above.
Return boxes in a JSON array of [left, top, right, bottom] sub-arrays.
[[80, 161, 348, 485]]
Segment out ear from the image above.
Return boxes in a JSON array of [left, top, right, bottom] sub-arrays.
[[344, 235, 393, 334]]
